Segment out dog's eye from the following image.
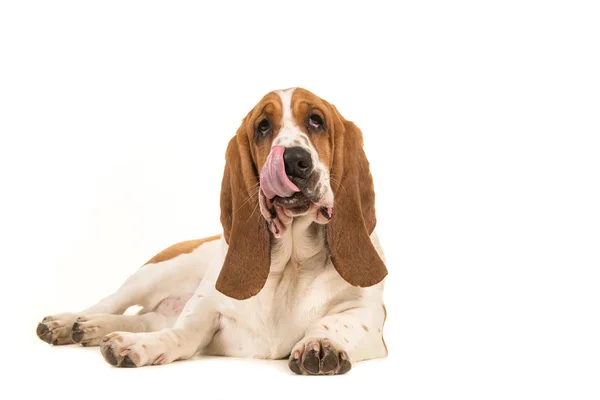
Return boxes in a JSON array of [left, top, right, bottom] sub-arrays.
[[308, 114, 324, 131], [256, 119, 271, 138]]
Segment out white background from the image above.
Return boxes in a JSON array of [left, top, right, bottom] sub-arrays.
[[1, 1, 598, 399]]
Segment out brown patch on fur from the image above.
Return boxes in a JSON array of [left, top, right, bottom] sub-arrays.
[[322, 325, 329, 330], [245, 91, 283, 171], [144, 235, 221, 265], [215, 120, 271, 300], [325, 99, 388, 288], [344, 338, 349, 343], [344, 324, 348, 328], [361, 324, 369, 332]]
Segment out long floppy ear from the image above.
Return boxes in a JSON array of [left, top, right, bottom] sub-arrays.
[[326, 115, 388, 287], [215, 130, 271, 300]]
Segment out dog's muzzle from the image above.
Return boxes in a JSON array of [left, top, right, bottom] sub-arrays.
[[259, 145, 300, 199]]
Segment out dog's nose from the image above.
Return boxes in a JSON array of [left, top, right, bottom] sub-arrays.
[[284, 147, 313, 179]]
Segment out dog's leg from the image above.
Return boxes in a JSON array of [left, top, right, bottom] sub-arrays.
[[37, 238, 219, 346], [70, 312, 176, 347], [99, 285, 220, 368], [36, 262, 180, 345], [37, 237, 220, 346], [288, 305, 388, 375], [36, 287, 144, 345]]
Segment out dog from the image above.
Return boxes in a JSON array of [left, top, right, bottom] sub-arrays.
[[36, 87, 388, 375]]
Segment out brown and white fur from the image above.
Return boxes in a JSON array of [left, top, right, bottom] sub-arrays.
[[37, 87, 388, 375]]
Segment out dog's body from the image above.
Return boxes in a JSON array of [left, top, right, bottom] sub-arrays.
[[37, 88, 388, 375]]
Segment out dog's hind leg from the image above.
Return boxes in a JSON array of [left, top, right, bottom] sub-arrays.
[[36, 278, 156, 346], [36, 235, 222, 346]]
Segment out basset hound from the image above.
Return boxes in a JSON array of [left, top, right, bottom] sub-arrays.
[[36, 87, 389, 375]]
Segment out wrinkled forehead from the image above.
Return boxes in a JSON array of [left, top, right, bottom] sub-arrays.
[[279, 87, 329, 121], [248, 88, 328, 126], [247, 91, 283, 122]]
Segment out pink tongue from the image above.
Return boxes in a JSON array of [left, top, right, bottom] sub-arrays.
[[260, 146, 300, 199]]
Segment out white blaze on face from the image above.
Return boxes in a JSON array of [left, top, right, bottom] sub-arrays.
[[273, 88, 333, 205], [273, 88, 316, 165]]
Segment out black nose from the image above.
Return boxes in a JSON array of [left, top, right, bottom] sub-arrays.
[[284, 147, 313, 179]]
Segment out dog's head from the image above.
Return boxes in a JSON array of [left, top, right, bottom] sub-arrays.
[[216, 88, 387, 300]]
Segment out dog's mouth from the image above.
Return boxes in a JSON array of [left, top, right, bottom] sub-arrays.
[[270, 192, 329, 219], [259, 185, 333, 238], [264, 189, 332, 221], [258, 150, 334, 237], [275, 174, 332, 215], [258, 177, 333, 237], [272, 192, 310, 213]]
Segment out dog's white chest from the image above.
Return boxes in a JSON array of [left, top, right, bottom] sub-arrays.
[[204, 257, 344, 359]]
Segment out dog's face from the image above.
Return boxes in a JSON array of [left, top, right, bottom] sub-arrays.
[[241, 88, 337, 235], [216, 87, 387, 300]]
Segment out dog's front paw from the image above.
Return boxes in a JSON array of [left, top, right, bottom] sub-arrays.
[[36, 313, 78, 345], [71, 314, 122, 347], [288, 338, 352, 375], [100, 331, 172, 368]]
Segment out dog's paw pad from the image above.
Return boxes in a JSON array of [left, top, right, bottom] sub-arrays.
[[289, 338, 352, 375], [99, 332, 167, 368], [36, 314, 78, 345]]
